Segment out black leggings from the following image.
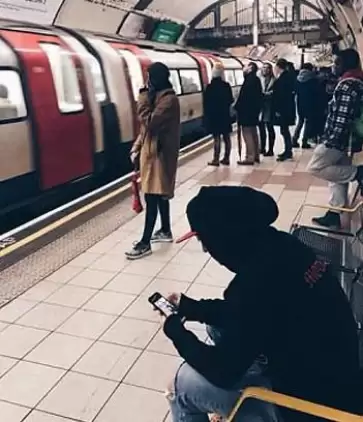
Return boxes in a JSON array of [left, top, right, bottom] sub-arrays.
[[141, 194, 171, 245]]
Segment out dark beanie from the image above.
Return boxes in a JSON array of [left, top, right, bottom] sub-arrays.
[[186, 186, 279, 237]]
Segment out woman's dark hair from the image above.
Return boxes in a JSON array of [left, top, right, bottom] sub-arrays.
[[249, 62, 258, 73], [276, 58, 288, 70], [302, 62, 314, 71]]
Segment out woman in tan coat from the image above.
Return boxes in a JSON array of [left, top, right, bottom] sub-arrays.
[[126, 62, 181, 260]]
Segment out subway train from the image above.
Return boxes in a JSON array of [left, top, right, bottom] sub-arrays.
[[0, 22, 245, 218]]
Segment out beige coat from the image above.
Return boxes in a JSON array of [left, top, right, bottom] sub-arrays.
[[132, 88, 180, 198]]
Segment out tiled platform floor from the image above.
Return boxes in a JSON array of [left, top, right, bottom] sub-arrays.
[[0, 136, 332, 422]]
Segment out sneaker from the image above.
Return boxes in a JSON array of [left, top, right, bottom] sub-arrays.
[[208, 160, 219, 167], [125, 241, 152, 260], [151, 229, 173, 243], [237, 160, 254, 166], [276, 152, 293, 162], [312, 211, 341, 229], [264, 150, 274, 157]]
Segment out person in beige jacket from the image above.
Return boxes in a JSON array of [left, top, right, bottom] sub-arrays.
[[126, 62, 181, 260]]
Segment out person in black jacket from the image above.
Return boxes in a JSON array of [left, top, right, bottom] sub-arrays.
[[162, 186, 361, 422], [203, 66, 234, 166], [272, 58, 296, 162], [292, 63, 323, 149], [235, 62, 263, 165]]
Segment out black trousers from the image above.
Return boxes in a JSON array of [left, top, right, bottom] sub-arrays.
[[293, 116, 316, 144], [280, 124, 292, 154], [212, 133, 232, 161], [141, 194, 171, 245], [258, 122, 276, 153]]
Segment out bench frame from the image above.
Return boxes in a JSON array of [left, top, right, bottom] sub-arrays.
[[290, 201, 363, 306], [226, 387, 363, 422]]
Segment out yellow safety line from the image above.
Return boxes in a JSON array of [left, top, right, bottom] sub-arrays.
[[0, 139, 213, 259]]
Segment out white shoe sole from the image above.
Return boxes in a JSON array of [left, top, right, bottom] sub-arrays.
[[125, 249, 152, 260], [151, 238, 173, 244]]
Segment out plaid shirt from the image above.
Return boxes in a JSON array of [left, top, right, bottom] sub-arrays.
[[322, 76, 363, 152]]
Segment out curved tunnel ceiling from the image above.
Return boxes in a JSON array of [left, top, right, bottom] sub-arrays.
[[0, 0, 358, 46], [0, 0, 327, 28]]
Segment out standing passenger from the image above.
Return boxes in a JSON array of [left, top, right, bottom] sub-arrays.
[[235, 62, 263, 165], [307, 49, 363, 229], [259, 63, 276, 156], [292, 63, 321, 149], [272, 58, 296, 162], [126, 62, 180, 259], [203, 65, 234, 166]]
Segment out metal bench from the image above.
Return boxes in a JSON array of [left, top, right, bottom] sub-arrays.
[[290, 201, 363, 306], [226, 387, 363, 421]]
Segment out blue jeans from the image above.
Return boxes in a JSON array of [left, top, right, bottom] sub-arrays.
[[169, 326, 281, 422]]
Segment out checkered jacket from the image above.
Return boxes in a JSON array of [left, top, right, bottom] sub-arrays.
[[322, 77, 363, 152]]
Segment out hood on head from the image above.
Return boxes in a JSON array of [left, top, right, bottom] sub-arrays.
[[148, 62, 171, 91], [180, 186, 279, 272], [297, 69, 315, 83]]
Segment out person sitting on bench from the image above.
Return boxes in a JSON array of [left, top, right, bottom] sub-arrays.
[[162, 186, 361, 422]]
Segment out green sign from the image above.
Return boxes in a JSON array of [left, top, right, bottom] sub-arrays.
[[151, 21, 184, 44]]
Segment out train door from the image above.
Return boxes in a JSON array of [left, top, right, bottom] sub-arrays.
[[0, 29, 94, 190], [188, 52, 210, 87]]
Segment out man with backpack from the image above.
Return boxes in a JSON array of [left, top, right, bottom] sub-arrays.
[[308, 48, 363, 229]]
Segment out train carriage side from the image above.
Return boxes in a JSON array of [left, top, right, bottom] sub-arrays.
[[140, 48, 205, 142], [218, 56, 245, 99], [82, 35, 137, 175], [0, 36, 35, 211], [0, 28, 95, 193]]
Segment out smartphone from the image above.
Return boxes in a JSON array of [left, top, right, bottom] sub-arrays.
[[148, 292, 177, 317]]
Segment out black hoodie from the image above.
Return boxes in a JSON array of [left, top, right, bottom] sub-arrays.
[[164, 186, 360, 421]]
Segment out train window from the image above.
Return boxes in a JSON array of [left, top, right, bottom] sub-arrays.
[[0, 71, 26, 121], [40, 43, 83, 114], [169, 70, 182, 95], [234, 69, 244, 86], [87, 54, 107, 102], [179, 69, 202, 94], [118, 49, 144, 101], [225, 70, 236, 86]]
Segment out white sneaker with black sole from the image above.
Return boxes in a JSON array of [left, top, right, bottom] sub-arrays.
[[125, 241, 152, 260], [151, 230, 173, 243]]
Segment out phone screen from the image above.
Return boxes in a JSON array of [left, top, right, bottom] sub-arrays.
[[149, 293, 177, 317]]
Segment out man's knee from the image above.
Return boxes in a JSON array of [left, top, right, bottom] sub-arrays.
[[307, 156, 322, 177], [173, 363, 203, 397]]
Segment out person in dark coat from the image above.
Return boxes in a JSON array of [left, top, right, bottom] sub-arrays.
[[234, 62, 263, 165], [272, 58, 296, 162], [203, 66, 234, 166], [259, 62, 276, 156], [292, 63, 323, 149]]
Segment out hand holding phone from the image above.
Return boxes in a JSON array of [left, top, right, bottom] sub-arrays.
[[148, 292, 178, 318]]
